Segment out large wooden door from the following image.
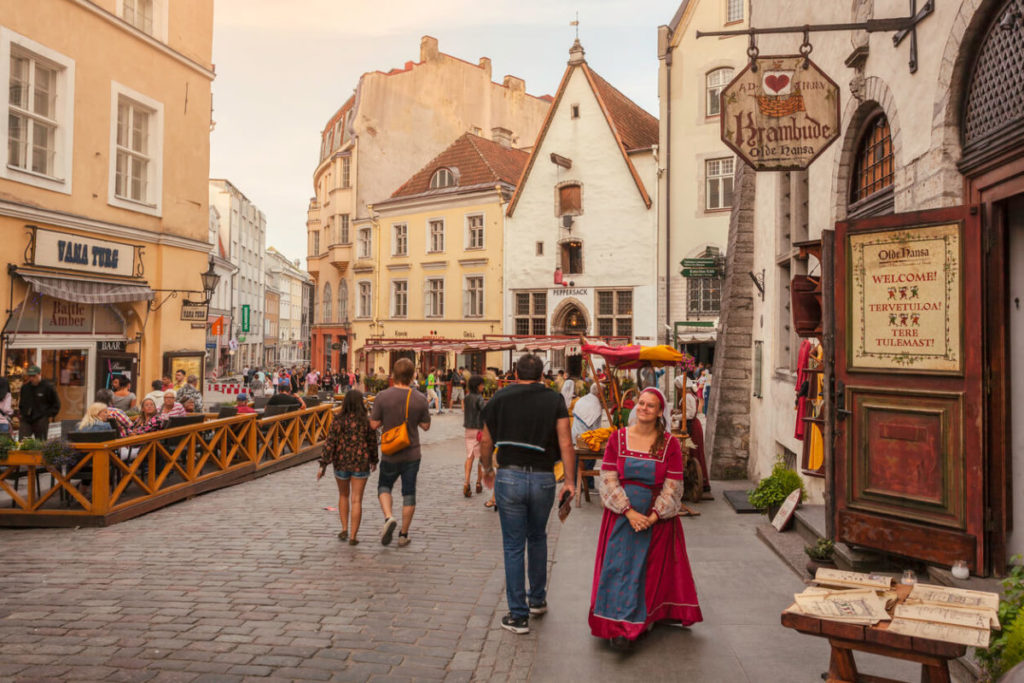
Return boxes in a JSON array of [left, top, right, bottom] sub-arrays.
[[833, 205, 985, 573]]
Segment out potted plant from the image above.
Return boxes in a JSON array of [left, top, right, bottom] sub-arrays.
[[748, 458, 806, 518], [804, 537, 836, 577], [41, 438, 79, 469], [977, 555, 1024, 681], [0, 435, 15, 462]]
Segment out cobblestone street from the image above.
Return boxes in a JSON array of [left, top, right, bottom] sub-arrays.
[[0, 413, 544, 682]]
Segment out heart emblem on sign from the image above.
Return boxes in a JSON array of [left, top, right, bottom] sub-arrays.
[[765, 74, 790, 93]]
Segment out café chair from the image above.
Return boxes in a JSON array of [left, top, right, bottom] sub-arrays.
[[253, 396, 270, 410], [216, 406, 238, 419]]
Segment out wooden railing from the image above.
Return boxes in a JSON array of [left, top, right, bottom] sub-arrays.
[[0, 404, 336, 527]]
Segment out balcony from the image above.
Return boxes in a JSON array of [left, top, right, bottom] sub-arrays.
[[327, 242, 352, 273]]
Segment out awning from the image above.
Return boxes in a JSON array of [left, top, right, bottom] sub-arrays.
[[22, 273, 154, 304], [677, 331, 717, 345], [359, 335, 626, 355]]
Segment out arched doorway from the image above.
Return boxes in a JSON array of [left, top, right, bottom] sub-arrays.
[[552, 300, 589, 336]]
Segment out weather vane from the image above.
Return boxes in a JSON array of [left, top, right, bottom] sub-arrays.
[[570, 11, 579, 39]]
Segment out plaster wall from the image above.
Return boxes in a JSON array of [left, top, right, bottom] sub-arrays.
[[504, 66, 658, 344]]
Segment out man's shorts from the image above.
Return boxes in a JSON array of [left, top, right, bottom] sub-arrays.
[[377, 459, 420, 506]]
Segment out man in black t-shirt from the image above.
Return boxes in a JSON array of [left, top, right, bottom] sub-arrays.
[[480, 354, 575, 635], [267, 381, 305, 411]]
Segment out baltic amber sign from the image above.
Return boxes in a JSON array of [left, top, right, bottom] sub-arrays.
[[848, 223, 962, 373], [720, 56, 840, 171]]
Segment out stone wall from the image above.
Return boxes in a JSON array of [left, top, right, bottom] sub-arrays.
[[705, 162, 756, 479]]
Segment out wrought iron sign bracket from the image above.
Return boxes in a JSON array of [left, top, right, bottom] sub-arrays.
[[148, 289, 206, 312], [696, 1, 934, 74]]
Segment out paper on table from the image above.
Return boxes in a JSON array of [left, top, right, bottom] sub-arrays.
[[894, 603, 995, 630], [813, 567, 893, 590], [887, 617, 990, 648], [792, 589, 891, 623], [907, 584, 1000, 614]]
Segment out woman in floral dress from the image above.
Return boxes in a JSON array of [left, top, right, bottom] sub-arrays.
[[317, 390, 378, 544], [589, 388, 702, 649]]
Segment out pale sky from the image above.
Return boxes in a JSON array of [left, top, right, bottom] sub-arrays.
[[209, 1, 672, 267]]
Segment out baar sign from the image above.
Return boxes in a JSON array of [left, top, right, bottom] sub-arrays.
[[721, 56, 840, 171], [848, 222, 962, 374]]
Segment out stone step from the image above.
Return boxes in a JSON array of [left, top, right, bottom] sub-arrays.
[[792, 505, 899, 573]]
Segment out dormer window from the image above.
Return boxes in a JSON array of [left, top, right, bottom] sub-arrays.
[[430, 167, 456, 189]]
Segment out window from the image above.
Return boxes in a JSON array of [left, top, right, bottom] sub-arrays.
[[514, 292, 546, 335], [122, 0, 153, 33], [357, 227, 372, 259], [726, 0, 743, 22], [850, 114, 894, 204], [428, 219, 445, 252], [337, 279, 348, 322], [312, 230, 320, 255], [339, 214, 349, 244], [687, 276, 722, 315], [322, 282, 332, 323], [536, 241, 544, 256], [2, 31, 75, 193], [393, 223, 408, 256], [558, 183, 581, 215], [391, 280, 408, 317], [425, 278, 444, 317], [429, 167, 456, 189], [341, 156, 351, 188], [109, 82, 163, 215], [596, 290, 633, 338], [571, 104, 580, 119], [706, 68, 734, 117], [466, 214, 484, 250], [465, 276, 484, 317], [357, 282, 372, 318], [753, 341, 763, 398], [705, 157, 734, 210], [560, 240, 583, 275]]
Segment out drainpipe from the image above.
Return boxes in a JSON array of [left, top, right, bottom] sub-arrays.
[[660, 27, 674, 348]]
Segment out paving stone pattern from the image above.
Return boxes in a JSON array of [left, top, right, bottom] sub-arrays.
[[0, 413, 546, 682]]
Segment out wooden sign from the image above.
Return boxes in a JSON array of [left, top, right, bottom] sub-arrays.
[[720, 56, 840, 171], [848, 222, 962, 373], [772, 488, 802, 531]]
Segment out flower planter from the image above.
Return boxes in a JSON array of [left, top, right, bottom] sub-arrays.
[[1, 450, 45, 467]]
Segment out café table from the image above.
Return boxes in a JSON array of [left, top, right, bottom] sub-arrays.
[[780, 584, 966, 683]]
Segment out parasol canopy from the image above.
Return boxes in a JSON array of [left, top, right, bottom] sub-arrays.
[[582, 343, 686, 369]]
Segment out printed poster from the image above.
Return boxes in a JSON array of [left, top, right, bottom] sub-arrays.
[[848, 223, 962, 373]]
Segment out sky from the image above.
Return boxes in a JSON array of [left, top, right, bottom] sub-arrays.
[[209, 0, 674, 266]]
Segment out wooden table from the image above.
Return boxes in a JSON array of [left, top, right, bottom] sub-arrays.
[[574, 447, 602, 506], [780, 585, 966, 683]]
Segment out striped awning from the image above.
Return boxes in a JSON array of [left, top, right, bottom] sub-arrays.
[[23, 274, 154, 304]]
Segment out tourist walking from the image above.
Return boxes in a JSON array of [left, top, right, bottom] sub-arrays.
[[426, 368, 444, 415], [480, 354, 576, 635], [462, 375, 485, 497], [450, 367, 466, 409], [589, 388, 702, 649], [370, 358, 431, 547], [318, 390, 378, 545]]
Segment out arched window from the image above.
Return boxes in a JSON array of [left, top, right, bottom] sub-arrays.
[[706, 67, 734, 117], [849, 114, 894, 205], [337, 279, 348, 322], [429, 168, 456, 189], [322, 282, 332, 323]]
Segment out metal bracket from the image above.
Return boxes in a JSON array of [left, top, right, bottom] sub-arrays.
[[748, 269, 766, 300], [696, 1, 934, 74]]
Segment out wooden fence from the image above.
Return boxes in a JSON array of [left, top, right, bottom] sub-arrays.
[[0, 404, 335, 527]]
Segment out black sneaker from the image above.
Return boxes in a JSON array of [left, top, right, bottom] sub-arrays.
[[381, 517, 397, 546], [500, 613, 529, 634], [529, 601, 547, 616]]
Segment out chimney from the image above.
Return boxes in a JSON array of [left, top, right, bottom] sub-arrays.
[[502, 75, 525, 93], [420, 35, 439, 62], [479, 57, 492, 78], [491, 127, 513, 148], [568, 38, 585, 65]]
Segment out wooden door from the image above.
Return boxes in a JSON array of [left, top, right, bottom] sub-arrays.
[[833, 205, 985, 573]]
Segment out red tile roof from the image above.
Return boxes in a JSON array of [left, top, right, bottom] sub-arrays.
[[587, 69, 659, 152], [390, 134, 530, 198]]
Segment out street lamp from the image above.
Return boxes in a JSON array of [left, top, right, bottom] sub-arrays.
[[199, 259, 221, 304]]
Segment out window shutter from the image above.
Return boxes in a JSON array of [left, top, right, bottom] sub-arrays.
[[559, 185, 581, 214]]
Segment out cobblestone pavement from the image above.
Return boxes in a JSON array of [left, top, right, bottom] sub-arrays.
[[0, 412, 549, 682]]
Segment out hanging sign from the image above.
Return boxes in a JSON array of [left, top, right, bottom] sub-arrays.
[[31, 228, 137, 278], [180, 301, 208, 321], [848, 222, 962, 374], [210, 316, 224, 336], [720, 56, 840, 171], [241, 304, 250, 332]]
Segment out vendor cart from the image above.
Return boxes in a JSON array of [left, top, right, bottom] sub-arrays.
[[580, 342, 704, 504]]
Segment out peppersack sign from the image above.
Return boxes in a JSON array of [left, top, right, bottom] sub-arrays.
[[721, 56, 840, 171]]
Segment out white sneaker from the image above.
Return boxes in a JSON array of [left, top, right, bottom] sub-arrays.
[[381, 517, 397, 546]]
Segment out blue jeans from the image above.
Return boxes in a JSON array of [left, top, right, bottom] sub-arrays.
[[495, 468, 557, 618]]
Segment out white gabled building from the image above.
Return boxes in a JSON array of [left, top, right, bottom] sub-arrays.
[[504, 40, 660, 376]]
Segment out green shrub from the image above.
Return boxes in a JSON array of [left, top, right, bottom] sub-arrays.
[[0, 435, 16, 461], [18, 437, 44, 451], [748, 457, 805, 511], [977, 555, 1024, 680], [804, 538, 835, 561]]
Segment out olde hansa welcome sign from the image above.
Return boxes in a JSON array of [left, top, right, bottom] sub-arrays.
[[720, 56, 841, 171]]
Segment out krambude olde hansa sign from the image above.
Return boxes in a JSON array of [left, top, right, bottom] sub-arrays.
[[720, 56, 840, 171]]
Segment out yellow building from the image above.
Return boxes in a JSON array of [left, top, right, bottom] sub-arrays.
[[0, 0, 215, 433], [357, 134, 528, 374]]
